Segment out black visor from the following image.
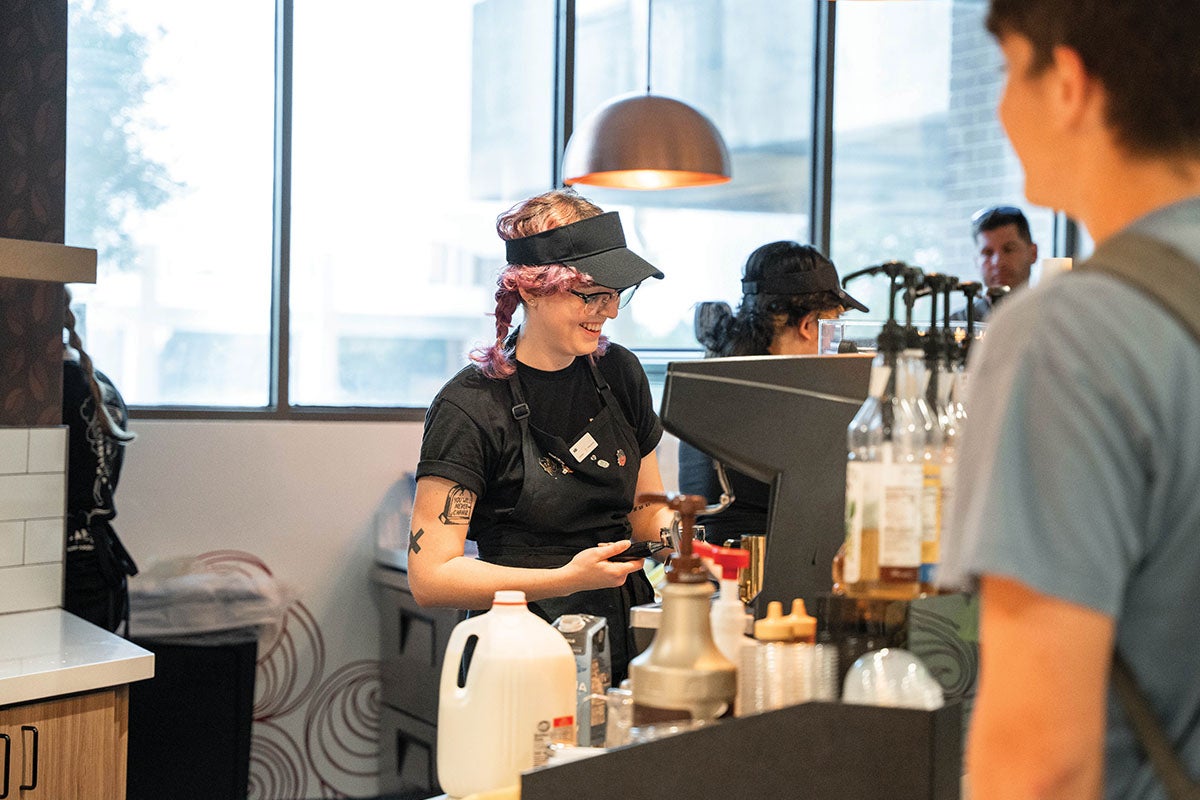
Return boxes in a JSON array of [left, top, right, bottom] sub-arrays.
[[505, 212, 664, 289]]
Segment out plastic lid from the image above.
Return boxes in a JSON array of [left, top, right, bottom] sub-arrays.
[[754, 601, 794, 642], [693, 540, 750, 580], [492, 590, 527, 606], [783, 598, 817, 641], [555, 614, 586, 633]]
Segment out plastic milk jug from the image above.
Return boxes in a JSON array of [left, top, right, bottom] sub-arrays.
[[437, 590, 577, 798]]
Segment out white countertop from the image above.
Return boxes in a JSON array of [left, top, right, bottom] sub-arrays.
[[0, 609, 154, 707]]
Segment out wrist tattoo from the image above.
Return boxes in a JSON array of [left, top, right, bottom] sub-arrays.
[[630, 502, 649, 513], [408, 528, 424, 555], [438, 484, 475, 525]]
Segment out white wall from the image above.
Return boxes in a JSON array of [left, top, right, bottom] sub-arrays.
[[117, 418, 679, 797], [118, 419, 424, 799]]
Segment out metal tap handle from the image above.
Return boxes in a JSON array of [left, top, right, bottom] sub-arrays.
[[636, 493, 709, 581]]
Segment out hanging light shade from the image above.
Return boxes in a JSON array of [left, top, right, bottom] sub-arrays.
[[562, 93, 732, 190]]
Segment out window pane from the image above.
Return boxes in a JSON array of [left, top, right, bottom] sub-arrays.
[[66, 0, 276, 406], [572, 0, 816, 352], [830, 0, 1055, 317], [289, 0, 556, 407]]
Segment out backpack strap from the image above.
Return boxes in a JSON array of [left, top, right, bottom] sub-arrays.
[[1112, 653, 1200, 800], [1078, 230, 1200, 346], [1078, 229, 1200, 799]]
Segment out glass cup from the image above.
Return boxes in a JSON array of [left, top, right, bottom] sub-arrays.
[[601, 686, 633, 748], [818, 318, 988, 356]]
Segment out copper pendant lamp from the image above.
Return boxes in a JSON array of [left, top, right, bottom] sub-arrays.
[[562, 0, 732, 190]]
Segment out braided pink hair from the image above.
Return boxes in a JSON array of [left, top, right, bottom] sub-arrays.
[[470, 189, 610, 379]]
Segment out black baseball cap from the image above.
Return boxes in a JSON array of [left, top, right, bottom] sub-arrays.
[[740, 241, 868, 313], [504, 211, 665, 289]]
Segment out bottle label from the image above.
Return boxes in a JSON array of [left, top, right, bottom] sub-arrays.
[[879, 461, 922, 581], [844, 461, 880, 585], [940, 461, 957, 534], [532, 715, 576, 767], [920, 461, 942, 565]]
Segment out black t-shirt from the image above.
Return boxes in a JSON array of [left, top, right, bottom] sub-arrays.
[[417, 344, 663, 542]]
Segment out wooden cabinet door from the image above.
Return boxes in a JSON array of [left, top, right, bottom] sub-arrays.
[[0, 686, 128, 800]]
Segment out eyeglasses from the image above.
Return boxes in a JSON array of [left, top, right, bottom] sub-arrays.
[[568, 284, 639, 310]]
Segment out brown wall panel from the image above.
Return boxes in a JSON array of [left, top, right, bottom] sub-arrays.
[[0, 0, 68, 426]]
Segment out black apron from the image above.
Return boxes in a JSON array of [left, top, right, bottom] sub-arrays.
[[478, 358, 654, 684]]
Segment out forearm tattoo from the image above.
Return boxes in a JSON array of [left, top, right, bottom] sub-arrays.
[[438, 484, 475, 525], [630, 502, 650, 514], [409, 528, 424, 555]]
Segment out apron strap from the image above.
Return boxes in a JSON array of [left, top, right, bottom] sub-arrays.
[[585, 357, 623, 417], [508, 371, 531, 421], [508, 356, 613, 424], [586, 356, 610, 392]]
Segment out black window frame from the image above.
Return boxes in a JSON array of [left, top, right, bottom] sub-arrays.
[[131, 0, 1078, 423]]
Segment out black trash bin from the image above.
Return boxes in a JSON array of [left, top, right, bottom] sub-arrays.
[[127, 628, 258, 800], [124, 561, 286, 800]]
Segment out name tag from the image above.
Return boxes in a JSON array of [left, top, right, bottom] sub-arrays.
[[569, 432, 599, 462]]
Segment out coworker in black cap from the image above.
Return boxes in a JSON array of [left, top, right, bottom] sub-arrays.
[[679, 241, 868, 543], [409, 188, 674, 683]]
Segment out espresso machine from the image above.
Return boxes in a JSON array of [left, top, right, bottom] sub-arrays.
[[660, 353, 872, 615]]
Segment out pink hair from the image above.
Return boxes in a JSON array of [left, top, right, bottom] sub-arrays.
[[470, 190, 611, 379]]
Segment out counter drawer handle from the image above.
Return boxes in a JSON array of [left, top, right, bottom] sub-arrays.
[[1, 732, 10, 798], [19, 726, 37, 791]]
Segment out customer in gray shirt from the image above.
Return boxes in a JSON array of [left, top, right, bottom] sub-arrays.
[[937, 1, 1200, 799]]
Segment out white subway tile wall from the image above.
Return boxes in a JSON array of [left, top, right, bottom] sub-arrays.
[[0, 428, 27, 474], [28, 427, 67, 473], [0, 427, 66, 614], [0, 563, 63, 613], [0, 520, 22, 567], [25, 518, 65, 564]]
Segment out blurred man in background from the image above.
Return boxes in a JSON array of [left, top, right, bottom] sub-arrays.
[[953, 204, 1039, 321]]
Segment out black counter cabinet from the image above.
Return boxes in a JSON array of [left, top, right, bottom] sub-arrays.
[[373, 565, 467, 798]]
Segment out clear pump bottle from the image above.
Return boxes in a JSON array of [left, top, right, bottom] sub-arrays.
[[843, 262, 924, 601]]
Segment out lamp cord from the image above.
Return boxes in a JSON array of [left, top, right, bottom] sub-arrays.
[[645, 0, 653, 94]]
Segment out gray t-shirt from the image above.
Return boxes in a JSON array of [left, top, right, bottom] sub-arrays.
[[939, 197, 1200, 800]]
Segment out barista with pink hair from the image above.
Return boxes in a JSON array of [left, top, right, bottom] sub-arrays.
[[408, 188, 674, 682]]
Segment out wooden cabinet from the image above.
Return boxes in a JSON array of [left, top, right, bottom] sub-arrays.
[[0, 686, 128, 800]]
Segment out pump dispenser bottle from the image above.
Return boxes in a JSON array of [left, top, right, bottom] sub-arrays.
[[629, 493, 737, 727], [694, 540, 752, 667], [918, 274, 962, 591], [842, 262, 922, 601]]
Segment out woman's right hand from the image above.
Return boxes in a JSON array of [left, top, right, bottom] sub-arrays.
[[563, 541, 645, 591]]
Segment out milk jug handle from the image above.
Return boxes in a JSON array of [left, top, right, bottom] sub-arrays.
[[439, 617, 483, 699]]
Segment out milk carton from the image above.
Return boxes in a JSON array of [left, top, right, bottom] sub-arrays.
[[553, 614, 612, 746]]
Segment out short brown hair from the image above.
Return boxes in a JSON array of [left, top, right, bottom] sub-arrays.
[[986, 0, 1200, 159]]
